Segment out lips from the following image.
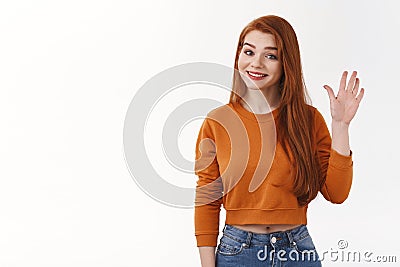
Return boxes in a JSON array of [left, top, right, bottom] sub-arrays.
[[247, 71, 268, 80]]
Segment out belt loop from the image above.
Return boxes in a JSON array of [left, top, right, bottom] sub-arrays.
[[245, 231, 253, 246], [286, 229, 294, 245]]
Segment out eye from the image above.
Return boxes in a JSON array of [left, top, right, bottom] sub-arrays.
[[244, 50, 253, 56], [266, 54, 277, 60]]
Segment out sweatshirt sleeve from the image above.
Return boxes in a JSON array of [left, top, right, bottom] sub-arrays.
[[314, 108, 353, 204], [194, 117, 223, 247]]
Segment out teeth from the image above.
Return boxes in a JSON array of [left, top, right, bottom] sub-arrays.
[[248, 71, 267, 78]]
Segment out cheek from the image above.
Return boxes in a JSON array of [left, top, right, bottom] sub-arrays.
[[237, 54, 249, 70], [272, 63, 283, 75]]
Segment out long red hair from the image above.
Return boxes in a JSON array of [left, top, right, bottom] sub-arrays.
[[229, 15, 323, 207]]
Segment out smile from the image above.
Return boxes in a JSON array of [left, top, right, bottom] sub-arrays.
[[247, 71, 268, 80]]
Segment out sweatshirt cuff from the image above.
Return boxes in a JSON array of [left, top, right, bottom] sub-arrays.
[[196, 234, 219, 247], [330, 148, 353, 169]]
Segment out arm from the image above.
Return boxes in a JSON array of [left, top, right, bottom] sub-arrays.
[[319, 70, 365, 203], [194, 117, 223, 265], [315, 109, 353, 203], [331, 121, 350, 156], [324, 70, 365, 153], [198, 247, 216, 267]]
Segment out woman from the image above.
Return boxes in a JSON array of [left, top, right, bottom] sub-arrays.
[[194, 15, 364, 267]]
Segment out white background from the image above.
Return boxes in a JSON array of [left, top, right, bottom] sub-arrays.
[[1, 0, 399, 266]]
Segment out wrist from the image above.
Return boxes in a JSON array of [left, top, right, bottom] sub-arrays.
[[332, 120, 350, 130]]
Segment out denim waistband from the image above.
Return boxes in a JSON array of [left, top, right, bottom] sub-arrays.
[[222, 224, 309, 247]]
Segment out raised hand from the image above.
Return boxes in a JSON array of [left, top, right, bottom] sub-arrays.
[[323, 71, 365, 125]]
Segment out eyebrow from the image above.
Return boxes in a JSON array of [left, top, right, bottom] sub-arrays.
[[243, 42, 277, 50]]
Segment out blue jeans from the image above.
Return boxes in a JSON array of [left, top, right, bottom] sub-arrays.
[[215, 224, 322, 267]]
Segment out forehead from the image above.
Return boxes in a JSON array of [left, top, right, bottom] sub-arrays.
[[243, 30, 276, 48]]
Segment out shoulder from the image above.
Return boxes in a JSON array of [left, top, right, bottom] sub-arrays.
[[198, 104, 231, 132], [305, 104, 325, 122], [207, 103, 232, 116], [201, 103, 243, 134], [305, 103, 317, 113], [304, 105, 331, 139], [206, 103, 234, 120]]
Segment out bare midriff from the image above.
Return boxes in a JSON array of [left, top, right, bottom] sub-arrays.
[[231, 224, 302, 234]]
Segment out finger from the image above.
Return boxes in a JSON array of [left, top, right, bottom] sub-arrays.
[[323, 85, 336, 101], [339, 71, 348, 94], [352, 78, 360, 95], [346, 71, 357, 92], [356, 88, 365, 103]]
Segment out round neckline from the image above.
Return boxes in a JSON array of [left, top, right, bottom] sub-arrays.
[[230, 101, 279, 122]]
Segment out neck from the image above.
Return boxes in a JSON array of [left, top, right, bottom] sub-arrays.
[[240, 87, 281, 114]]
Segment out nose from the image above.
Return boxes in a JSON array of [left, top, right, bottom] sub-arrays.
[[251, 55, 264, 68]]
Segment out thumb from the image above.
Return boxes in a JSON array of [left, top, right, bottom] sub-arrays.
[[323, 85, 336, 102]]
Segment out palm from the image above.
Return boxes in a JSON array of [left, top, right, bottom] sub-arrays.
[[323, 71, 365, 125]]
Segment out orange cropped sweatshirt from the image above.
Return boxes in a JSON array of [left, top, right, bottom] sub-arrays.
[[194, 101, 353, 247]]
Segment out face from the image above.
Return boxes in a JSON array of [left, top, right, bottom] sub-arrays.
[[237, 30, 283, 91]]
